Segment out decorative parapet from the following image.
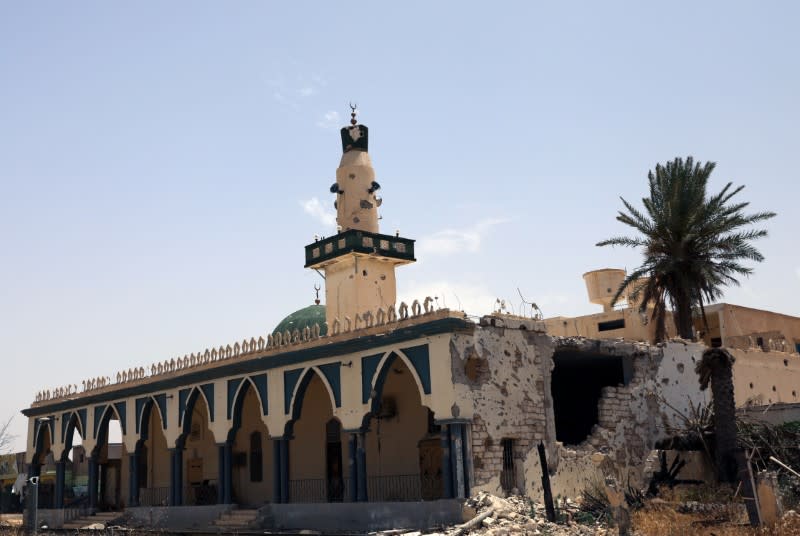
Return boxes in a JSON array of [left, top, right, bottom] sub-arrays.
[[31, 297, 452, 405], [304, 229, 415, 268]]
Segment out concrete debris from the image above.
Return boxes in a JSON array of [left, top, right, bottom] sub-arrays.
[[82, 522, 106, 530], [438, 492, 610, 536]]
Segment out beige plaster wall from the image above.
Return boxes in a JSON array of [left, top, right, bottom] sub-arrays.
[[716, 304, 800, 351], [731, 348, 800, 406], [543, 307, 676, 343], [450, 316, 552, 496], [450, 316, 708, 501], [323, 255, 399, 329], [145, 408, 170, 490]]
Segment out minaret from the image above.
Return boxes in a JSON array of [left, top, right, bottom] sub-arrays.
[[305, 107, 416, 328]]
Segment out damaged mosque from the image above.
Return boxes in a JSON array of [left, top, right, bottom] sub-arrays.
[[19, 109, 800, 532]]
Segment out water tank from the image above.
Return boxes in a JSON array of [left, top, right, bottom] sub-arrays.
[[583, 269, 626, 312]]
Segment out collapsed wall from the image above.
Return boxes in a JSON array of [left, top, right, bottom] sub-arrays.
[[450, 315, 707, 500]]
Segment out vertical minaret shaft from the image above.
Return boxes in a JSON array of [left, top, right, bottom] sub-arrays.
[[335, 150, 379, 233]]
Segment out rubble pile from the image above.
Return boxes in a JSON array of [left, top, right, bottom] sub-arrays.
[[377, 492, 612, 536]]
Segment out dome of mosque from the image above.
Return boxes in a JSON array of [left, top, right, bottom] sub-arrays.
[[272, 304, 327, 336]]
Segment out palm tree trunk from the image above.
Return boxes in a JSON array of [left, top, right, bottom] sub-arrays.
[[710, 356, 738, 483], [675, 293, 694, 340]]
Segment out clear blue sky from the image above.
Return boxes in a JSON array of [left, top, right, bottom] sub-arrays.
[[2, 2, 798, 452]]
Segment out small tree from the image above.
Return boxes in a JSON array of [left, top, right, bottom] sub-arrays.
[[0, 416, 15, 454], [597, 157, 775, 342]]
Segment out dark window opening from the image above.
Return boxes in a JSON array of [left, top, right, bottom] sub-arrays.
[[756, 337, 764, 349], [500, 438, 516, 492], [598, 319, 625, 332], [427, 408, 441, 435], [711, 337, 722, 348], [249, 432, 263, 482], [551, 350, 627, 445]]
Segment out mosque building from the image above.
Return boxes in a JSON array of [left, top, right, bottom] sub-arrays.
[[19, 110, 800, 531]]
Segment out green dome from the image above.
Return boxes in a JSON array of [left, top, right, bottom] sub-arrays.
[[272, 304, 328, 336]]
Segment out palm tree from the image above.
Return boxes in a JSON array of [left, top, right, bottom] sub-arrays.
[[696, 348, 738, 482], [597, 157, 775, 341], [0, 416, 14, 454]]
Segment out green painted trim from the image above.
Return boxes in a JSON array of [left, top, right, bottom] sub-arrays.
[[22, 316, 469, 417], [305, 229, 415, 268], [250, 374, 269, 416], [318, 362, 342, 407], [226, 378, 244, 420], [283, 368, 304, 415], [401, 344, 432, 394], [360, 353, 384, 404]]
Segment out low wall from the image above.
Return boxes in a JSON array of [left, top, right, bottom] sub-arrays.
[[738, 403, 800, 425], [262, 500, 464, 532], [27, 509, 67, 529], [125, 505, 230, 530]]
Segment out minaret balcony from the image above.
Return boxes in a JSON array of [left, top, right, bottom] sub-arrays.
[[305, 229, 415, 269]]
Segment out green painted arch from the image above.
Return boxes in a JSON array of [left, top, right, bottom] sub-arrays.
[[272, 304, 327, 336]]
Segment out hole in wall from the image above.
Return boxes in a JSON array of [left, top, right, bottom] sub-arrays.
[[551, 349, 629, 445]]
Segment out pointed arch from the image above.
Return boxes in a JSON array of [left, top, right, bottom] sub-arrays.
[[137, 397, 166, 442], [178, 384, 214, 429], [284, 367, 339, 437], [369, 349, 428, 414], [32, 418, 54, 464], [227, 378, 270, 442], [93, 403, 125, 455], [176, 386, 212, 448], [60, 411, 85, 462]]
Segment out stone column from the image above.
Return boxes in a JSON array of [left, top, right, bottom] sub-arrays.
[[87, 456, 99, 511], [347, 434, 357, 503], [169, 449, 183, 506], [217, 445, 225, 504], [128, 453, 139, 507], [440, 425, 453, 499], [279, 439, 289, 503], [54, 461, 65, 508], [461, 423, 473, 497], [169, 449, 176, 506], [272, 439, 282, 503], [450, 423, 465, 499], [356, 432, 367, 502], [223, 442, 233, 504]]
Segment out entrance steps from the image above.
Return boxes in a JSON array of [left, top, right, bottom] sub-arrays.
[[212, 508, 260, 530], [62, 511, 124, 530]]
